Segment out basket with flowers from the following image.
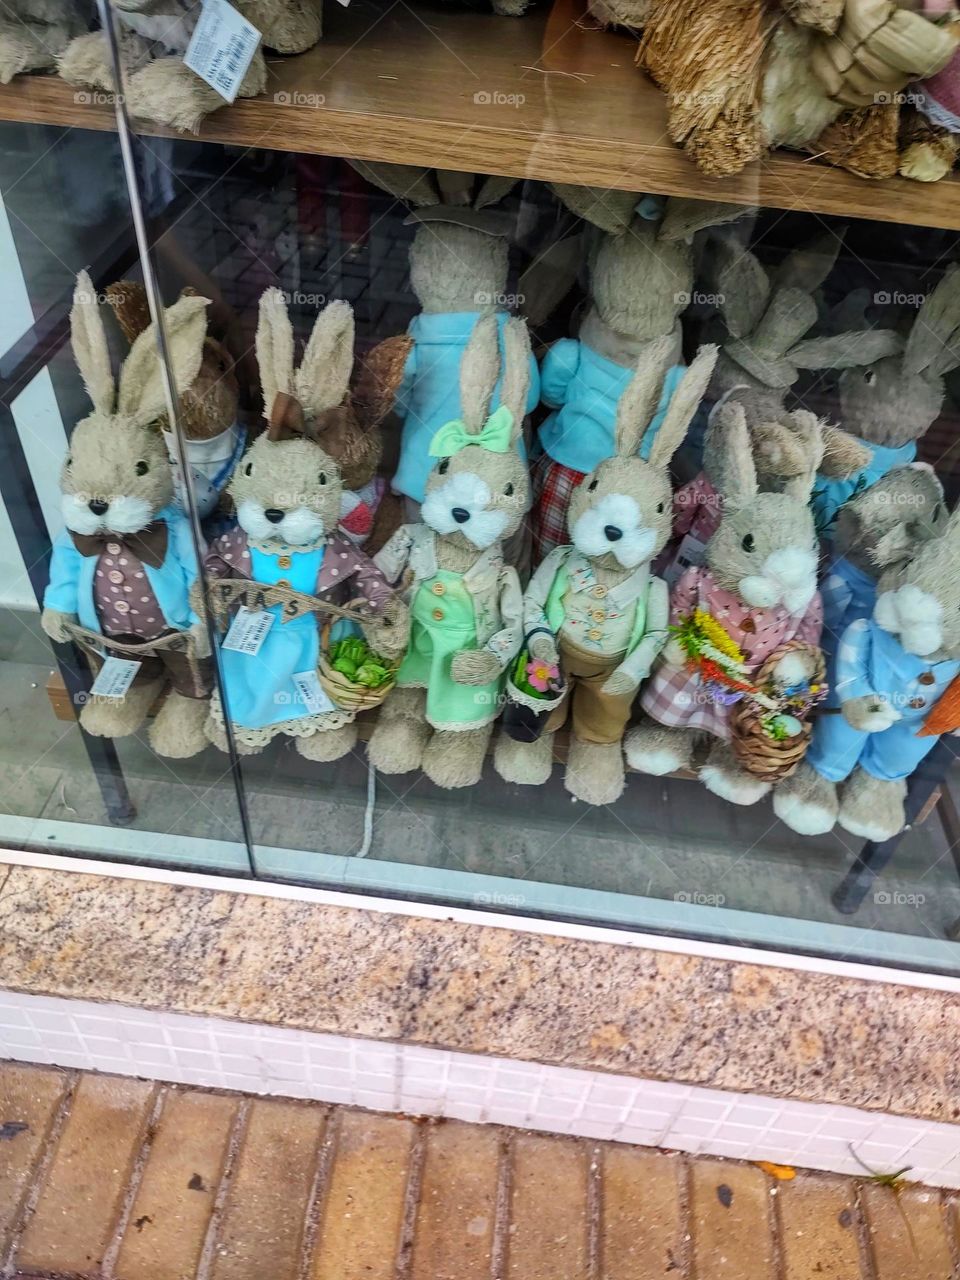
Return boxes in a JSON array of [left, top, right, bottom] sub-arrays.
[[672, 609, 826, 780], [501, 640, 567, 743]]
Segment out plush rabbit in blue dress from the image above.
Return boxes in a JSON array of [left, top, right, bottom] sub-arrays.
[[201, 292, 408, 760]]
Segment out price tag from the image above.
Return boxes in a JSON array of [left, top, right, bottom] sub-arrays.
[[91, 656, 141, 699], [662, 532, 707, 588], [222, 606, 274, 655], [184, 0, 261, 103], [292, 670, 336, 716]]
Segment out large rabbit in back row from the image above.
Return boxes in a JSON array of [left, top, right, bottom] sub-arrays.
[[627, 402, 824, 806], [201, 293, 409, 760], [819, 265, 960, 533], [496, 338, 719, 806], [42, 272, 213, 759], [530, 192, 746, 562], [351, 164, 540, 517], [664, 233, 901, 571], [371, 315, 532, 790]]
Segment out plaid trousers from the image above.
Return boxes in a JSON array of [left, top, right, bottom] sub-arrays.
[[530, 454, 586, 563]]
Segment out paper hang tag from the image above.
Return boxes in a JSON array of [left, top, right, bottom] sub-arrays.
[[222, 605, 274, 655], [662, 533, 707, 589], [185, 0, 261, 104], [291, 669, 336, 716], [91, 656, 142, 699]]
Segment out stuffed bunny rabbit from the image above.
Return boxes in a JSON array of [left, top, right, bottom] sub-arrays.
[[626, 401, 824, 805], [817, 265, 960, 534], [775, 504, 960, 841], [531, 191, 747, 562], [42, 271, 213, 759], [369, 314, 532, 789], [350, 163, 540, 516], [821, 463, 945, 663], [495, 340, 719, 805], [59, 0, 322, 134], [104, 279, 244, 527], [666, 234, 901, 558], [201, 292, 407, 760], [0, 0, 91, 83], [326, 332, 413, 555]]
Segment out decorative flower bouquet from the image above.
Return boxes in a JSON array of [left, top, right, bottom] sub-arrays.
[[501, 643, 566, 743], [673, 610, 826, 779]]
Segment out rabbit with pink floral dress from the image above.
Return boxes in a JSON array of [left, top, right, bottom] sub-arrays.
[[626, 402, 824, 806]]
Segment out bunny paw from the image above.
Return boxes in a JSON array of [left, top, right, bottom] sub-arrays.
[[80, 678, 163, 739], [148, 692, 208, 759], [700, 747, 771, 806], [837, 769, 906, 842], [57, 31, 115, 91], [494, 731, 554, 786], [773, 761, 838, 835], [368, 715, 430, 775], [624, 724, 695, 776], [565, 739, 625, 806], [297, 724, 358, 763], [423, 728, 490, 789]]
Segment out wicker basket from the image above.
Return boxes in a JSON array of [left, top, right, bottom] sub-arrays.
[[317, 619, 399, 713], [730, 642, 825, 783]]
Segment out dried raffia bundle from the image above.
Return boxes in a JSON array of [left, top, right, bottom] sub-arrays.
[[810, 103, 901, 179], [639, 0, 773, 176], [634, 0, 959, 181]]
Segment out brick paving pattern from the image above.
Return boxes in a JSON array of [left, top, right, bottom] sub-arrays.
[[1, 1062, 957, 1279]]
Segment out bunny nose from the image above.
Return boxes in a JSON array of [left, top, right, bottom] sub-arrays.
[[451, 508, 471, 524], [264, 508, 285, 524], [604, 525, 623, 542], [88, 499, 108, 516]]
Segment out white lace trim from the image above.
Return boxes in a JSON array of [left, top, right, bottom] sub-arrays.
[[207, 690, 354, 747]]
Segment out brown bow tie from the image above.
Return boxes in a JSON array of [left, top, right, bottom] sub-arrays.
[[71, 522, 169, 570]]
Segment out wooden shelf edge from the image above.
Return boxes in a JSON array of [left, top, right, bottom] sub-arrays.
[[1, 1, 958, 230]]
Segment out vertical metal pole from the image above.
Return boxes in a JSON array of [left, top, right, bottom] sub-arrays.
[[97, 0, 257, 871]]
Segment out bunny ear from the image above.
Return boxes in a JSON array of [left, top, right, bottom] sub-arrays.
[[647, 344, 719, 469], [780, 411, 824, 505], [712, 399, 757, 508], [498, 317, 532, 444], [105, 279, 151, 345], [904, 265, 960, 377], [549, 183, 640, 235], [350, 334, 413, 428], [716, 244, 770, 339], [657, 197, 753, 244], [459, 314, 501, 433], [255, 288, 296, 422], [773, 227, 844, 293], [789, 328, 903, 370], [613, 333, 676, 459], [71, 271, 115, 416], [118, 293, 210, 428], [296, 300, 355, 416], [349, 160, 439, 207]]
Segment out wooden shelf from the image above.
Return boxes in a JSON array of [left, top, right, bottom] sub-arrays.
[[2, 0, 958, 229]]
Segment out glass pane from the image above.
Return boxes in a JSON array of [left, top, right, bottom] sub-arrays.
[[0, 95, 248, 871], [13, 0, 960, 974]]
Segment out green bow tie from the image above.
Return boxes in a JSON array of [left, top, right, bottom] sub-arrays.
[[429, 405, 514, 459]]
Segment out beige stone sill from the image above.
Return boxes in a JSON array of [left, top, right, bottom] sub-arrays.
[[1, 864, 958, 1125]]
